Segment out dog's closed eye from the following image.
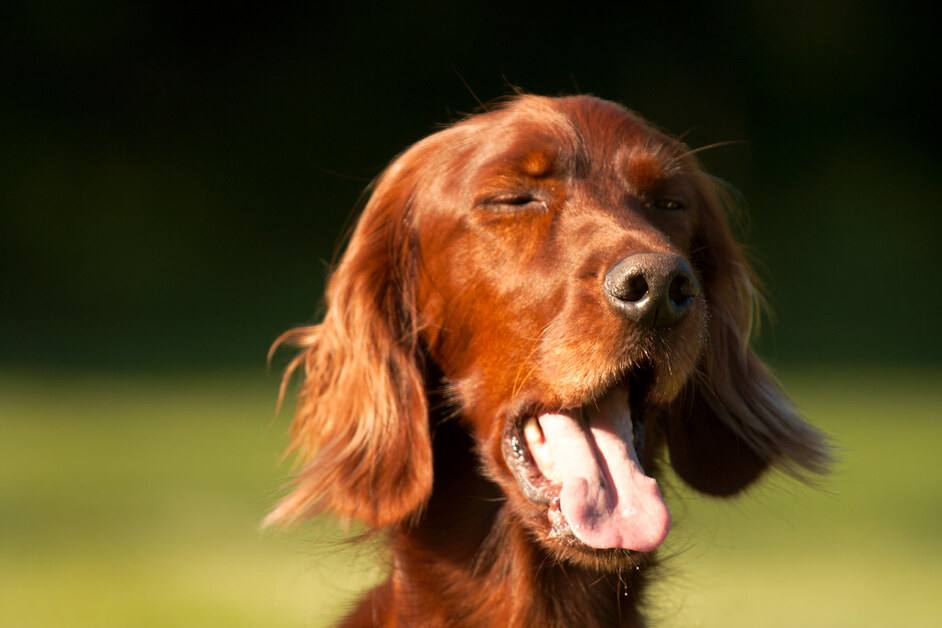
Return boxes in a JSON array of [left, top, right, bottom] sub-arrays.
[[270, 94, 829, 627]]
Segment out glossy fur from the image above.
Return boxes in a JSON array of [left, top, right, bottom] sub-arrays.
[[269, 95, 829, 627]]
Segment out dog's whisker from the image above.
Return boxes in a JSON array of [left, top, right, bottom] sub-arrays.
[[268, 93, 830, 626]]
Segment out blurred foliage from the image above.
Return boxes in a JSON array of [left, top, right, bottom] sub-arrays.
[[2, 368, 940, 626], [2, 2, 939, 368]]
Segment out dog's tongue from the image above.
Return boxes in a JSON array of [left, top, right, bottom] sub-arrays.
[[524, 388, 671, 552]]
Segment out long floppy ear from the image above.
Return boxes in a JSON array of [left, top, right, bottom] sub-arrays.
[[665, 172, 830, 496], [266, 160, 432, 528]]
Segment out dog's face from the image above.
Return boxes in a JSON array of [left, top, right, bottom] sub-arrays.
[[413, 97, 709, 567], [269, 95, 828, 573], [416, 98, 706, 408]]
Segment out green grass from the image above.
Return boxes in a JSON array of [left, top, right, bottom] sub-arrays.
[[1, 367, 940, 626]]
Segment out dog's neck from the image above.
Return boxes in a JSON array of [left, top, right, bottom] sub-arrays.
[[350, 414, 649, 628]]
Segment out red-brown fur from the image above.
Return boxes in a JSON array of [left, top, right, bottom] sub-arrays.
[[269, 95, 829, 627]]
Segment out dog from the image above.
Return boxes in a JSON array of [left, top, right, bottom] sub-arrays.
[[268, 94, 829, 627]]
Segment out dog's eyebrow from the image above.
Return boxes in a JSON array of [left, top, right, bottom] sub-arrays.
[[477, 144, 561, 186], [622, 147, 677, 193], [520, 149, 555, 178]]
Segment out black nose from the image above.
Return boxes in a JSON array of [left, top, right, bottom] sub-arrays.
[[604, 253, 700, 327]]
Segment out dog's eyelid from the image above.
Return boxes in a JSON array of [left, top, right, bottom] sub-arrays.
[[640, 181, 693, 212], [648, 198, 687, 211], [492, 193, 537, 205], [476, 192, 548, 212]]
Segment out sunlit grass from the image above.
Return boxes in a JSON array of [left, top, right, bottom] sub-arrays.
[[0, 372, 382, 628], [1, 367, 940, 626]]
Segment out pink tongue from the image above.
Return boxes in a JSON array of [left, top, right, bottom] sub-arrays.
[[525, 388, 671, 552]]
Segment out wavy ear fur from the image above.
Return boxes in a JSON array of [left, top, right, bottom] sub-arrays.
[[266, 160, 432, 528], [666, 172, 830, 496]]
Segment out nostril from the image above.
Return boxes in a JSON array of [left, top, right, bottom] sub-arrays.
[[668, 273, 697, 308], [622, 274, 648, 303]]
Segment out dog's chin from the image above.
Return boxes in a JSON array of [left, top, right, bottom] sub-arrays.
[[536, 532, 653, 573], [502, 361, 682, 572]]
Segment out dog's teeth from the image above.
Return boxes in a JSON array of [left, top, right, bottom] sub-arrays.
[[524, 416, 544, 445], [511, 435, 525, 458]]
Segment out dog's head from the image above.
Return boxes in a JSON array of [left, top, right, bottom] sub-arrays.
[[268, 95, 829, 571]]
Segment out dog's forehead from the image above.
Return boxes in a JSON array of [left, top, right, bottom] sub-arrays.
[[472, 96, 680, 184]]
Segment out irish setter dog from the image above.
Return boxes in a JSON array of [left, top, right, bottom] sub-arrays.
[[269, 95, 829, 627]]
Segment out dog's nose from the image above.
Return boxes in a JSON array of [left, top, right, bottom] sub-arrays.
[[604, 253, 700, 327]]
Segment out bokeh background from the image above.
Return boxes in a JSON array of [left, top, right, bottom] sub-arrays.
[[3, 3, 940, 627]]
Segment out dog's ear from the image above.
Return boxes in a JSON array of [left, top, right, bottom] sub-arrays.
[[266, 159, 432, 528], [665, 172, 830, 496]]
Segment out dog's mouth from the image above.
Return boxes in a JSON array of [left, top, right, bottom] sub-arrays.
[[503, 364, 671, 553]]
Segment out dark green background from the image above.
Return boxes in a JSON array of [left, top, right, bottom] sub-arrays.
[[3, 6, 941, 626], [3, 3, 939, 370]]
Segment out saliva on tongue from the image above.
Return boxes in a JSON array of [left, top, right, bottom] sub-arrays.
[[523, 387, 671, 552]]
